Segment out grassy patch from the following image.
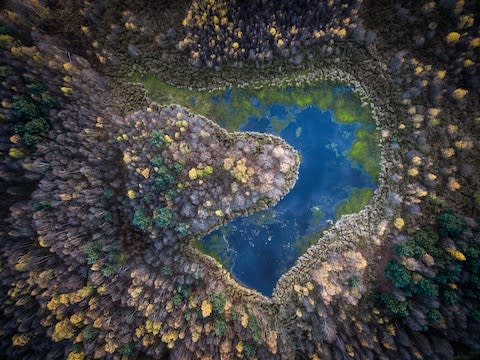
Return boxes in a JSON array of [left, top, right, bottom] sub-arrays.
[[348, 127, 381, 181], [335, 187, 374, 218], [333, 92, 371, 124], [193, 232, 232, 269]]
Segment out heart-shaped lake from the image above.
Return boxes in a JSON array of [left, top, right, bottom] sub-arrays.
[[138, 77, 380, 296]]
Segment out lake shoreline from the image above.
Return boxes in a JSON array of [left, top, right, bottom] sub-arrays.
[[124, 56, 405, 307]]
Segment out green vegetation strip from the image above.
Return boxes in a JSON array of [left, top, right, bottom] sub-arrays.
[[335, 188, 374, 219]]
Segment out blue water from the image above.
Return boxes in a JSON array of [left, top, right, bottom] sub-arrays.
[[197, 91, 376, 296]]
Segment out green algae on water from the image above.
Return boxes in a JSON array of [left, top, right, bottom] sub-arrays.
[[348, 127, 381, 181], [296, 227, 325, 255], [335, 187, 374, 219], [333, 92, 371, 124], [132, 71, 345, 131], [192, 231, 232, 269]]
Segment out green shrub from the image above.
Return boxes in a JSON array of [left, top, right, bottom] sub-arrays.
[[465, 244, 480, 273], [176, 223, 189, 235], [161, 265, 172, 276], [172, 162, 184, 174], [40, 96, 58, 109], [248, 315, 261, 344], [99, 249, 125, 277], [347, 276, 360, 288], [107, 249, 123, 264], [154, 207, 175, 228], [12, 95, 39, 119], [118, 342, 134, 356], [132, 207, 151, 231], [0, 22, 16, 35], [101, 264, 118, 277], [82, 324, 99, 340], [71, 343, 83, 353], [243, 341, 257, 357], [103, 212, 113, 223], [436, 263, 462, 285], [16, 117, 51, 146], [211, 292, 227, 315], [103, 189, 114, 200], [471, 309, 480, 323], [395, 241, 425, 258], [470, 273, 480, 290], [154, 168, 175, 190], [379, 293, 410, 317], [213, 319, 228, 337], [413, 278, 439, 298], [150, 156, 163, 167], [413, 228, 443, 259], [178, 284, 192, 299], [385, 261, 412, 289], [83, 241, 102, 264], [172, 293, 183, 306], [150, 130, 165, 148], [11, 85, 57, 147], [32, 200, 52, 211], [0, 66, 8, 77], [442, 289, 459, 305], [437, 209, 466, 238], [166, 189, 178, 199], [26, 83, 47, 95], [427, 309, 444, 324]]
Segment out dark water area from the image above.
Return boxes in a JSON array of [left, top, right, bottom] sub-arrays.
[[195, 86, 378, 296]]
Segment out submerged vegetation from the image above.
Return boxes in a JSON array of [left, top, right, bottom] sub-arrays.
[[335, 188, 374, 218], [333, 92, 371, 124], [348, 127, 381, 181], [193, 230, 233, 269], [135, 72, 366, 129]]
